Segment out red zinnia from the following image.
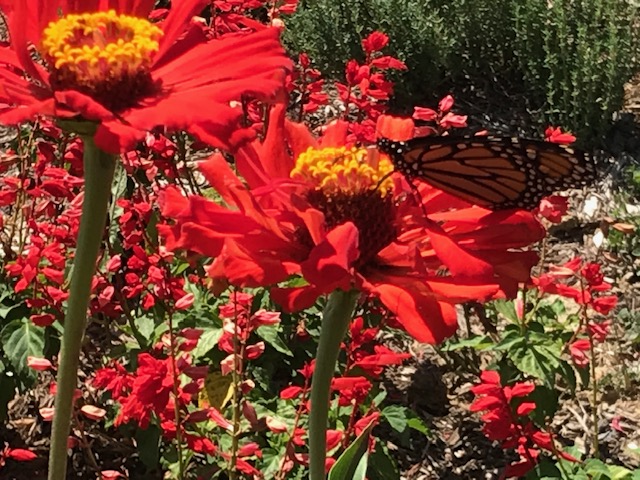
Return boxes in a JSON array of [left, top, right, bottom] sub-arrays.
[[0, 0, 291, 152], [161, 105, 545, 344]]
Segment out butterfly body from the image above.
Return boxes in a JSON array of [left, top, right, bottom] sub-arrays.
[[377, 135, 599, 210]]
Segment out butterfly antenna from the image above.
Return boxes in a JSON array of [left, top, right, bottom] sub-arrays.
[[373, 170, 394, 192], [407, 180, 430, 218]]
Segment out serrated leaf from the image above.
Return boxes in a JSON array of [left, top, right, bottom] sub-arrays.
[[192, 327, 223, 359], [506, 331, 562, 385], [256, 325, 292, 357], [259, 449, 282, 478], [442, 334, 494, 351], [493, 299, 518, 323], [608, 465, 633, 480], [135, 315, 155, 345], [1, 318, 45, 376], [584, 459, 612, 477], [494, 329, 523, 351], [509, 345, 559, 385], [381, 405, 408, 433], [407, 417, 430, 436], [328, 420, 374, 480]]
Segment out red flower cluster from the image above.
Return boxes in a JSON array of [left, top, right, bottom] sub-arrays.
[[532, 258, 616, 367], [336, 31, 407, 143], [412, 94, 469, 136], [216, 291, 279, 375], [288, 53, 329, 116], [3, 124, 84, 326], [330, 315, 410, 406], [471, 370, 577, 478], [211, 0, 298, 32]]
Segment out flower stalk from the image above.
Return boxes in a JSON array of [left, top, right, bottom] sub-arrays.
[[48, 127, 117, 480], [308, 289, 358, 480]]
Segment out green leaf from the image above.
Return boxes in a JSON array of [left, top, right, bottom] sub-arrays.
[[381, 405, 408, 433], [585, 459, 633, 480], [0, 302, 23, 321], [136, 315, 155, 344], [369, 443, 400, 480], [1, 318, 45, 377], [256, 325, 293, 357], [527, 459, 564, 480], [506, 330, 562, 385], [442, 334, 494, 351], [493, 299, 518, 323], [192, 327, 224, 359], [584, 459, 613, 479], [328, 419, 374, 480], [259, 449, 283, 478], [135, 424, 161, 469], [494, 328, 523, 351], [371, 390, 387, 407], [107, 162, 127, 248], [609, 465, 633, 480], [407, 416, 430, 436]]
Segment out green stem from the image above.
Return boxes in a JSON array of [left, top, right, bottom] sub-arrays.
[[308, 290, 358, 480], [48, 132, 117, 480]]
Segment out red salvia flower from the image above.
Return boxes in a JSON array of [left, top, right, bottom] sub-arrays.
[[0, 0, 292, 152], [536, 195, 569, 223], [544, 126, 576, 145], [1, 444, 37, 469], [471, 370, 577, 478], [161, 105, 544, 344], [569, 339, 591, 367]]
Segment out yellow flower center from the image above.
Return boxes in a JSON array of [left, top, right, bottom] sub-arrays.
[[41, 10, 163, 111], [291, 146, 397, 267], [291, 146, 395, 197]]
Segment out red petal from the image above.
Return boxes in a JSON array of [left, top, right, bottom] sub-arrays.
[[480, 370, 501, 385], [270, 285, 323, 312], [319, 120, 349, 147], [369, 276, 459, 344], [375, 114, 414, 141], [153, 0, 209, 66], [280, 386, 303, 400], [7, 448, 37, 461], [510, 382, 535, 397], [516, 402, 536, 416], [300, 222, 359, 290]]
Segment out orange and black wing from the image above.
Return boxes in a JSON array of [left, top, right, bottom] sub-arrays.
[[377, 135, 599, 210]]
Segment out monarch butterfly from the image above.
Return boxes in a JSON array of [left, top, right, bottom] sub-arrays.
[[377, 135, 599, 210]]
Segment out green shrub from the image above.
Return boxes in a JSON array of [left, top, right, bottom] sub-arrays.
[[285, 0, 639, 145], [514, 0, 639, 145], [284, 0, 453, 103]]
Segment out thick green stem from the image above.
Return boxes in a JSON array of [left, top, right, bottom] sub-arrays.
[[308, 290, 358, 480], [48, 133, 117, 480]]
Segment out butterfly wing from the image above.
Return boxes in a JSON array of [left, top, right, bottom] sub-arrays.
[[378, 135, 598, 210]]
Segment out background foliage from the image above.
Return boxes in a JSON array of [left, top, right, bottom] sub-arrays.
[[285, 0, 640, 146]]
